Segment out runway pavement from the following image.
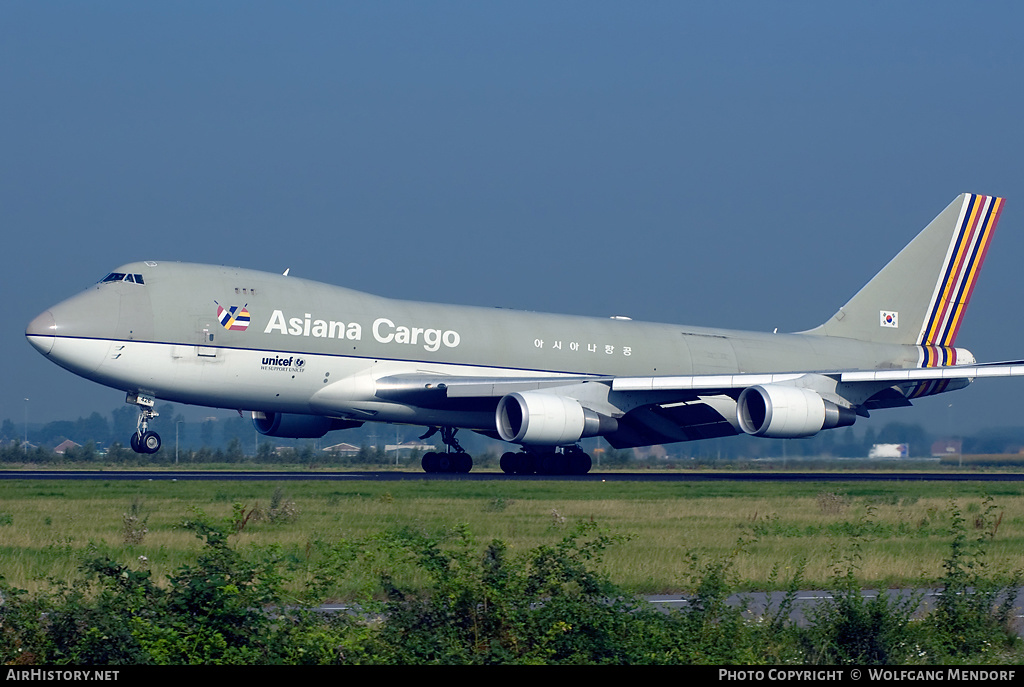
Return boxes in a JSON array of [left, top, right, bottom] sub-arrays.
[[2, 469, 1024, 481]]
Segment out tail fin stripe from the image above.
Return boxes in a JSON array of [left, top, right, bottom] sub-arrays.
[[918, 344, 958, 369], [926, 194, 984, 345], [908, 378, 951, 399], [909, 346, 956, 396], [922, 194, 984, 345], [943, 196, 1003, 344], [919, 194, 1001, 346]]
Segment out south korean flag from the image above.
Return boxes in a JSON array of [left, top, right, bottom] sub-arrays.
[[880, 311, 898, 328]]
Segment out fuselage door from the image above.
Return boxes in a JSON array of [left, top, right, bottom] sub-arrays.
[[196, 321, 218, 358]]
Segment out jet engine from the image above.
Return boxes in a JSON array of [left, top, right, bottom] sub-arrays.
[[496, 391, 617, 445], [736, 385, 856, 438], [252, 411, 362, 439]]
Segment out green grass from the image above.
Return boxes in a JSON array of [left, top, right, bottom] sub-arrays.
[[1, 479, 1022, 597]]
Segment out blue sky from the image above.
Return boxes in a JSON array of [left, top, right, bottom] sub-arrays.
[[3, 2, 1023, 435]]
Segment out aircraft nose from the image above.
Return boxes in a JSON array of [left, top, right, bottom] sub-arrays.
[[25, 286, 128, 378], [26, 310, 56, 355]]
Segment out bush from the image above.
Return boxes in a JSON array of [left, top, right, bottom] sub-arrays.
[[916, 499, 1023, 662], [0, 520, 352, 665], [2, 505, 1022, 665], [801, 507, 919, 664], [352, 521, 684, 664], [803, 566, 919, 664]]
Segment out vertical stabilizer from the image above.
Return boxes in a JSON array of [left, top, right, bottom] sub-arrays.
[[806, 193, 1004, 346]]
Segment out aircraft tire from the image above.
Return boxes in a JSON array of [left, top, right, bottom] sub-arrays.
[[568, 451, 592, 475], [516, 453, 536, 475], [534, 452, 554, 475], [130, 433, 142, 453], [454, 453, 473, 473], [500, 452, 517, 474], [142, 431, 161, 454], [422, 452, 440, 473]]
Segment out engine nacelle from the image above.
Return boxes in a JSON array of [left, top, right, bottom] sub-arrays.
[[495, 391, 618, 445], [252, 411, 362, 439], [736, 385, 856, 438]]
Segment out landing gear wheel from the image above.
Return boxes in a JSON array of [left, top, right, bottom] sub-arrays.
[[419, 427, 474, 474], [506, 447, 592, 476], [421, 449, 473, 474], [565, 446, 593, 475], [535, 451, 557, 475], [454, 453, 473, 473], [516, 452, 536, 475], [127, 394, 161, 455], [422, 452, 440, 473], [500, 452, 518, 474], [499, 451, 538, 475], [141, 431, 161, 454]]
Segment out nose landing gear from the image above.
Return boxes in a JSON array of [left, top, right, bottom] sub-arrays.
[[127, 392, 161, 454]]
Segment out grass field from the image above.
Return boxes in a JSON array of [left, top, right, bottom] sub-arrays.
[[1, 477, 1022, 597]]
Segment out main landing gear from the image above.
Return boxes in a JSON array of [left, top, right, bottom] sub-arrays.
[[417, 427, 595, 475], [127, 392, 161, 455], [420, 426, 473, 473], [500, 445, 592, 475]]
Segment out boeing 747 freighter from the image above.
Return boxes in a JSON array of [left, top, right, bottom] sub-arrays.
[[26, 194, 1022, 474]]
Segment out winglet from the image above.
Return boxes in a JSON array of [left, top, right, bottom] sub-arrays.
[[805, 194, 1004, 346]]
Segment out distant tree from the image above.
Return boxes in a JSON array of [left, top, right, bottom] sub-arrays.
[[861, 427, 877, 457], [225, 437, 245, 462], [222, 415, 249, 449], [73, 412, 110, 445], [818, 427, 836, 456], [150, 404, 183, 440], [834, 427, 860, 457], [111, 405, 138, 444], [963, 427, 1024, 455], [201, 419, 216, 447], [255, 440, 276, 463], [64, 442, 100, 462], [39, 420, 74, 445]]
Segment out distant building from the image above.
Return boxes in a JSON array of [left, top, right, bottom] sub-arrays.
[[322, 442, 360, 455], [931, 439, 962, 457], [385, 441, 436, 453], [53, 439, 81, 455], [868, 443, 908, 459]]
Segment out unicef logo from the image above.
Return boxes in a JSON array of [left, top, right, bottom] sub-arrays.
[[295, 358, 305, 368]]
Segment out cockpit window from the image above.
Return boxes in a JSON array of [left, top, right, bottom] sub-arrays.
[[99, 272, 145, 285]]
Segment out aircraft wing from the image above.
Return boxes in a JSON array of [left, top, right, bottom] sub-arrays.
[[374, 361, 1024, 449], [605, 361, 1024, 447], [374, 373, 610, 403], [612, 361, 1024, 391], [378, 361, 1024, 400], [837, 360, 1024, 383]]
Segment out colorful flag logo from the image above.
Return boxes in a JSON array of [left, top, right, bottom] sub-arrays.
[[216, 302, 251, 331], [880, 311, 898, 328]]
